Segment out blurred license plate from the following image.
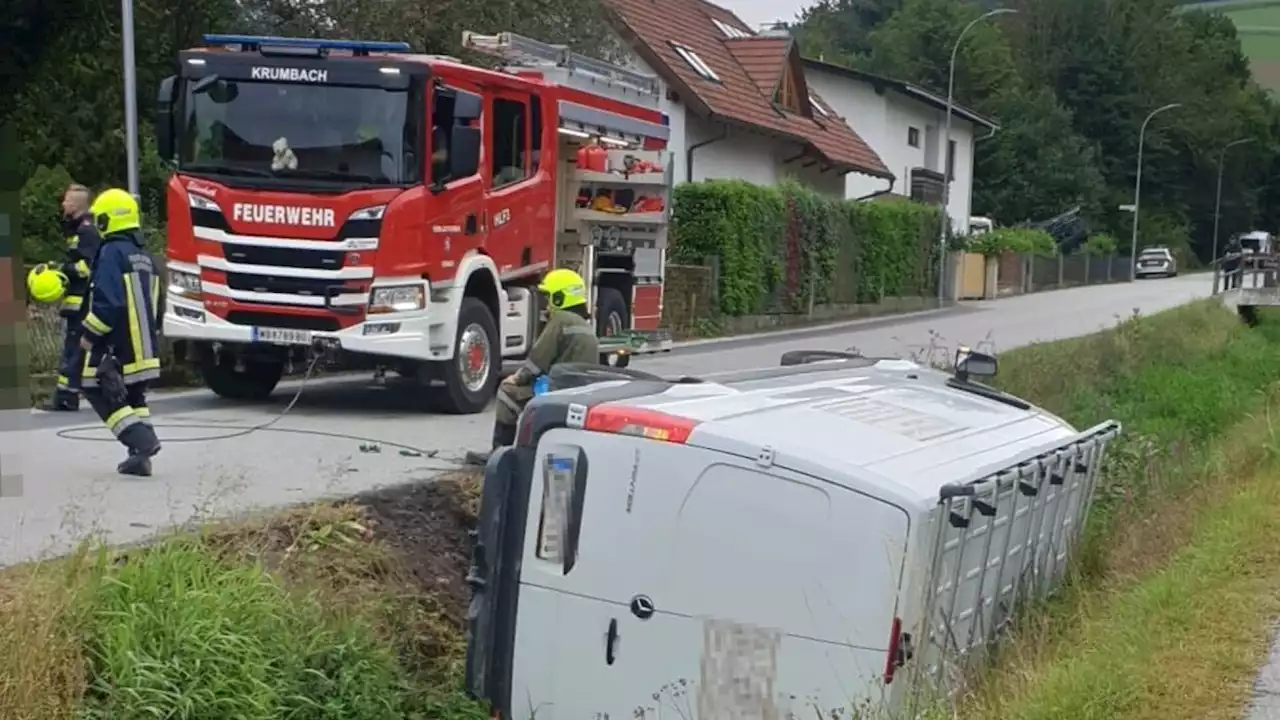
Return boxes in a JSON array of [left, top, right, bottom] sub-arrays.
[[252, 327, 312, 345]]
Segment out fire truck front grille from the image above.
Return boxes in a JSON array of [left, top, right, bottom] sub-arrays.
[[224, 273, 364, 298], [222, 243, 346, 270], [226, 311, 341, 332]]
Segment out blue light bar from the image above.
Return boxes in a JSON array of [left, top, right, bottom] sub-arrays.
[[201, 34, 411, 55]]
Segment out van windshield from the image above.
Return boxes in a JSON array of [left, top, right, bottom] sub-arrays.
[[178, 77, 423, 186]]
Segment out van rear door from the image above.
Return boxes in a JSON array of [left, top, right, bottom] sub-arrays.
[[501, 427, 911, 718]]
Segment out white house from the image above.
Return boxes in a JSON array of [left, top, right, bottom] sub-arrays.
[[804, 60, 999, 235], [603, 0, 894, 198]]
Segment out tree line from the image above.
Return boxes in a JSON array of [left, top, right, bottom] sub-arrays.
[[794, 0, 1279, 261], [4, 0, 1273, 263]]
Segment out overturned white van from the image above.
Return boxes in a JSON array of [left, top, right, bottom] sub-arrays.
[[465, 349, 1121, 719]]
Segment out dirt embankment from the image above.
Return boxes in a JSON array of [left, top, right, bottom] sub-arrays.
[[0, 471, 486, 720]]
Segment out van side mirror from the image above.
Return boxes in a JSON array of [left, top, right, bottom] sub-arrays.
[[954, 347, 997, 382], [155, 76, 176, 162], [450, 125, 481, 179]]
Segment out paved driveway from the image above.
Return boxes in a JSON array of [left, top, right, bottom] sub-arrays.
[[0, 274, 1212, 566]]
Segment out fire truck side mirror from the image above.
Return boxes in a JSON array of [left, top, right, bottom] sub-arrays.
[[455, 90, 483, 121], [155, 75, 176, 163], [450, 125, 481, 180]]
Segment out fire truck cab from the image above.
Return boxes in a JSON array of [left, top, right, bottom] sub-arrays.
[[153, 32, 675, 413]]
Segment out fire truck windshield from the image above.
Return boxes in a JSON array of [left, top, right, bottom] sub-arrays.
[[178, 77, 422, 187]]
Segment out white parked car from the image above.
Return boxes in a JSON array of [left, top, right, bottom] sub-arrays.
[[465, 349, 1121, 718], [1135, 247, 1177, 278]]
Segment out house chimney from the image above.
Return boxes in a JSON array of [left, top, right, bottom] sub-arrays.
[[758, 21, 791, 37]]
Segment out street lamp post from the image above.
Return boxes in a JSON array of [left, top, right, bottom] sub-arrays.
[[1212, 137, 1255, 266], [122, 0, 140, 198], [1128, 102, 1181, 281], [937, 7, 1016, 306]]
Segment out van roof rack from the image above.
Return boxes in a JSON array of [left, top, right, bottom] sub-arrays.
[[461, 30, 661, 104], [779, 350, 865, 366]]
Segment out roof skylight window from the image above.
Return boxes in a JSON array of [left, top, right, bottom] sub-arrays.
[[670, 42, 721, 82], [712, 18, 752, 39], [809, 95, 829, 116]]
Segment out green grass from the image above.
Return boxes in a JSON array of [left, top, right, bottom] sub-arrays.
[[0, 483, 488, 720], [958, 301, 1280, 719]]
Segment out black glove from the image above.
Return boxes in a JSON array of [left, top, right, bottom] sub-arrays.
[[97, 354, 127, 406]]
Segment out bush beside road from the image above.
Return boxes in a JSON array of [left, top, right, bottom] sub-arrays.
[[7, 292, 1274, 718]]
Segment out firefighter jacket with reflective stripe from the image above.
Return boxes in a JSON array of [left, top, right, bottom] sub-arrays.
[[59, 213, 102, 317], [517, 308, 599, 383], [81, 230, 161, 385]]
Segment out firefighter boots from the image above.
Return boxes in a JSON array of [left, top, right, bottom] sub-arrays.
[[117, 424, 162, 477]]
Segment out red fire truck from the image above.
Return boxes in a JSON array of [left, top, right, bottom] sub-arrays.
[[153, 31, 674, 413]]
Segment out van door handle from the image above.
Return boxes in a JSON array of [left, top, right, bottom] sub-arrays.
[[605, 618, 619, 665], [465, 214, 478, 235]]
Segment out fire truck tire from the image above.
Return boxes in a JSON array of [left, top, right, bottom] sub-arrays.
[[595, 286, 629, 338], [200, 356, 285, 401], [427, 297, 501, 414]]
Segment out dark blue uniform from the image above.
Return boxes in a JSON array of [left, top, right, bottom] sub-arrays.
[[49, 213, 101, 407], [80, 229, 162, 460]]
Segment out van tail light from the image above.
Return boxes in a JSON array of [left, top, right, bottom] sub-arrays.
[[583, 406, 698, 444], [884, 617, 903, 684]]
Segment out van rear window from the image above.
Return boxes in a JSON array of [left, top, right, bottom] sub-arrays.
[[534, 447, 588, 574]]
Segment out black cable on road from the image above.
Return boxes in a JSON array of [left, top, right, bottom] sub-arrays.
[[52, 353, 469, 469]]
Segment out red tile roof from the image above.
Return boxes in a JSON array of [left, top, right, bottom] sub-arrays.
[[723, 37, 787, 96], [604, 0, 892, 180]]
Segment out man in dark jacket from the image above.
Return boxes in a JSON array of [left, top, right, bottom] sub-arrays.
[[79, 188, 163, 476], [466, 268, 599, 465], [45, 183, 100, 411]]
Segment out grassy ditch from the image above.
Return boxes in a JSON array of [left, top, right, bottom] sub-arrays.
[[960, 300, 1280, 719], [0, 475, 486, 720]]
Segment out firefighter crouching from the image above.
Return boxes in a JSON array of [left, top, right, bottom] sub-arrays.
[[488, 268, 600, 453], [45, 184, 102, 411], [79, 188, 163, 476]]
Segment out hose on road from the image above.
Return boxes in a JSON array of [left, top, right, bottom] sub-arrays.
[[52, 354, 469, 469]]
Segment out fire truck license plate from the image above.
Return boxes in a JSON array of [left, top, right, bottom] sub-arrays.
[[252, 327, 313, 346]]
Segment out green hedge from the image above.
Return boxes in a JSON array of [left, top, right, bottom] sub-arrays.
[[669, 179, 943, 316]]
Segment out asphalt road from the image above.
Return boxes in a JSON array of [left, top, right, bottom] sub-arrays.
[[0, 274, 1211, 566]]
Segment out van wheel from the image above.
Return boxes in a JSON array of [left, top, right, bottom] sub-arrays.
[[201, 354, 284, 401], [596, 287, 629, 337], [425, 297, 501, 414]]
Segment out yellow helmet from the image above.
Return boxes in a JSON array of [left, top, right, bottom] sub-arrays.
[[538, 268, 588, 310], [90, 188, 141, 235], [26, 264, 68, 304]]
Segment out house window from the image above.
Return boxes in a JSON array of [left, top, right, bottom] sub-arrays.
[[671, 42, 721, 82], [947, 139, 956, 181], [809, 95, 829, 117], [908, 127, 920, 147], [712, 18, 752, 38], [776, 66, 802, 113]]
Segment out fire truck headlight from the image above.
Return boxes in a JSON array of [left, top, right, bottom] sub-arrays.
[[369, 284, 425, 314], [168, 269, 202, 299], [188, 193, 220, 212], [349, 204, 387, 221]]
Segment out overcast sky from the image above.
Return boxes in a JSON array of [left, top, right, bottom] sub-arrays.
[[719, 0, 811, 30]]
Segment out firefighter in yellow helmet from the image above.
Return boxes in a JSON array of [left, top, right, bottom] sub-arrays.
[[78, 188, 163, 476], [487, 268, 600, 452]]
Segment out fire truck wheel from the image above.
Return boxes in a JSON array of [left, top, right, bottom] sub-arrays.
[[200, 355, 285, 401], [427, 297, 501, 414], [595, 286, 629, 338]]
